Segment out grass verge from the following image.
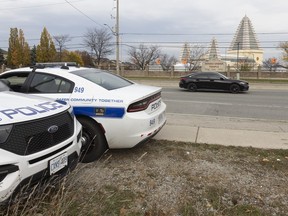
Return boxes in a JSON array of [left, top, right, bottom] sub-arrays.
[[1, 140, 288, 215]]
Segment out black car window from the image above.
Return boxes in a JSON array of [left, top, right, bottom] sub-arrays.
[[193, 74, 209, 79], [28, 73, 73, 93], [208, 74, 221, 80], [71, 68, 133, 90], [0, 72, 29, 92]]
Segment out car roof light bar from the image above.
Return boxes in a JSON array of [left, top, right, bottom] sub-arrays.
[[30, 62, 78, 70]]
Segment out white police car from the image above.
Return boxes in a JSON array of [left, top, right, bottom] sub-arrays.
[[0, 63, 166, 163], [0, 79, 82, 203]]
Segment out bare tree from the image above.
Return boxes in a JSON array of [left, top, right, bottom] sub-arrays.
[[83, 28, 113, 66], [128, 44, 161, 70], [54, 34, 71, 61], [159, 54, 177, 71], [188, 44, 208, 71], [279, 42, 288, 62], [262, 58, 280, 72]]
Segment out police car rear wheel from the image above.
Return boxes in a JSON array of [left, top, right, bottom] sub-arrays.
[[78, 117, 107, 163]]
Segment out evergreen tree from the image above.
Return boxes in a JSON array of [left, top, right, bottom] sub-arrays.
[[19, 29, 31, 66], [7, 28, 31, 68], [0, 49, 5, 65], [36, 27, 56, 62], [30, 45, 37, 65], [7, 28, 19, 68]]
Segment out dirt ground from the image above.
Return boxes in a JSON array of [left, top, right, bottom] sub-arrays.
[[68, 139, 288, 216], [1, 139, 288, 216]]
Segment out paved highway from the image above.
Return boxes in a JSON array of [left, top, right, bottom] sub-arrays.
[[131, 79, 288, 149], [162, 88, 288, 121]]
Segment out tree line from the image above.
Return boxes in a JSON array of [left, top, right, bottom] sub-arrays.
[[0, 26, 179, 70], [1, 26, 288, 71]]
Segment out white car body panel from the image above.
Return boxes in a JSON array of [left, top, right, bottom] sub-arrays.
[[1, 66, 166, 150], [0, 91, 82, 203], [0, 91, 68, 124]]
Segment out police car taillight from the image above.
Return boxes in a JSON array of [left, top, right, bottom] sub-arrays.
[[127, 92, 161, 112], [127, 99, 149, 112]]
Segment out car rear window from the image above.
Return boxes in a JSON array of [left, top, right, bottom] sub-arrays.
[[71, 69, 133, 90]]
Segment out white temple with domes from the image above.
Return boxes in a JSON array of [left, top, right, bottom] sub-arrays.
[[227, 15, 263, 67]]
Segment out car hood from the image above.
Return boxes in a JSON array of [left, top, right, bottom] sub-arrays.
[[112, 83, 162, 103], [229, 79, 249, 84], [0, 91, 69, 124]]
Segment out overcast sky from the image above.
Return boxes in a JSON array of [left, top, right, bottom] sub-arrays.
[[1, 0, 288, 62]]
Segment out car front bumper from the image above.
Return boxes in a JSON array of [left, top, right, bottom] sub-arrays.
[[0, 119, 82, 204], [240, 85, 249, 91]]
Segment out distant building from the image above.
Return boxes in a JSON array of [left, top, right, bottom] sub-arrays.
[[179, 42, 190, 64], [202, 38, 226, 72], [175, 15, 263, 72], [227, 15, 263, 68]]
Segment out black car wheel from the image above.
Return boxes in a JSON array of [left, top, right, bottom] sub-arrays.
[[230, 84, 240, 93], [187, 83, 197, 92], [78, 117, 108, 163]]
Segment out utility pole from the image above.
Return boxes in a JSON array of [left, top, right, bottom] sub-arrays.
[[236, 42, 240, 71], [115, 0, 120, 75], [236, 42, 240, 79]]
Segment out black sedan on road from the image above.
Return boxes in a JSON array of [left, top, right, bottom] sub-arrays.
[[179, 72, 249, 93]]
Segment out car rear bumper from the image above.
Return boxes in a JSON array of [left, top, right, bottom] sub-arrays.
[[179, 82, 185, 88], [102, 102, 167, 149]]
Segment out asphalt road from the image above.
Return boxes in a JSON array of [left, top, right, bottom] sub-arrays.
[[162, 88, 288, 121], [133, 79, 288, 149]]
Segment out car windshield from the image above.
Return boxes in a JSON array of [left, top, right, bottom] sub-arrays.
[[71, 69, 133, 90], [218, 73, 229, 79], [0, 79, 11, 92]]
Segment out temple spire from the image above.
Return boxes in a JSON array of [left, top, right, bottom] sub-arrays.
[[229, 15, 261, 51], [208, 38, 220, 60]]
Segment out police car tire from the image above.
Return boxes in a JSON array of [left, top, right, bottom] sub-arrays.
[[78, 117, 108, 163]]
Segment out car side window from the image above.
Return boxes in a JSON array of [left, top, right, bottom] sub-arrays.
[[194, 74, 209, 79], [208, 74, 221, 80], [1, 72, 29, 92], [58, 79, 73, 93], [28, 73, 73, 93]]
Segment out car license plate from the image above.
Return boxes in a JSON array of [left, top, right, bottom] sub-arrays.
[[49, 152, 68, 175]]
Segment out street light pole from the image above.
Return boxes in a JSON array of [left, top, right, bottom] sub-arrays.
[[236, 42, 240, 71], [115, 0, 120, 75], [251, 53, 255, 71]]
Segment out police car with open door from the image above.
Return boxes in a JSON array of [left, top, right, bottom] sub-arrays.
[[0, 79, 82, 204], [0, 63, 167, 163]]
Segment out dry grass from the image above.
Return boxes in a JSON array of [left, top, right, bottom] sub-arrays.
[[1, 139, 288, 215]]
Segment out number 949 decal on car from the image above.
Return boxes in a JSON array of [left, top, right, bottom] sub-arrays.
[[0, 62, 167, 163], [74, 87, 85, 93]]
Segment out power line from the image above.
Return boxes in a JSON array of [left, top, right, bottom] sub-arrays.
[[0, 0, 103, 26], [64, 0, 103, 27], [0, 0, 87, 10], [0, 0, 83, 10], [121, 32, 288, 36]]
